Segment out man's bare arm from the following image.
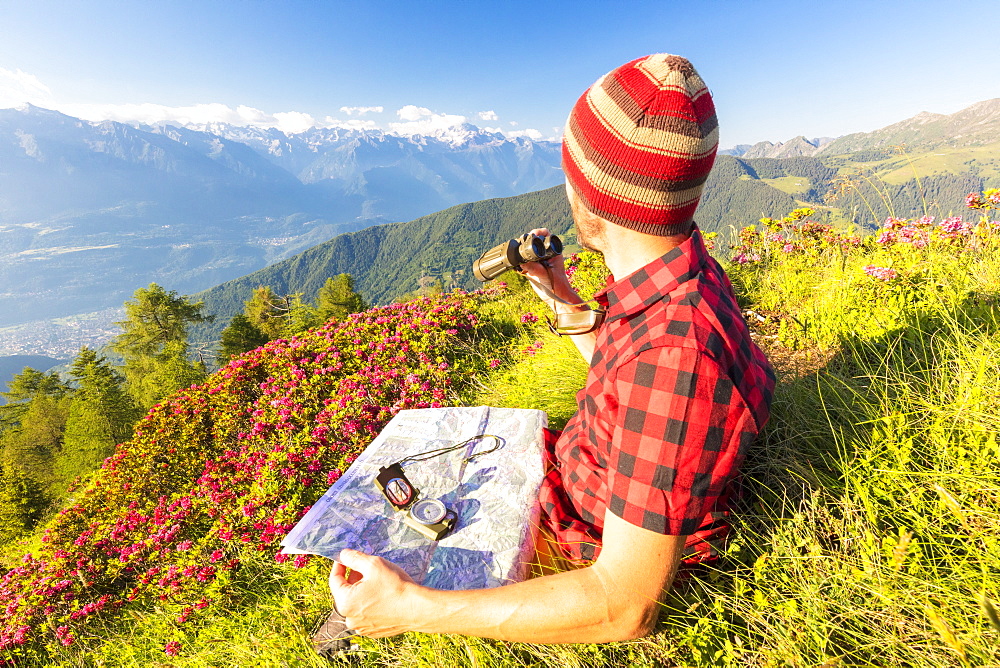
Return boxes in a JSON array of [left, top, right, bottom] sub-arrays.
[[330, 510, 686, 643]]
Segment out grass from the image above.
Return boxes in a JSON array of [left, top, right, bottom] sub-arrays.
[[877, 143, 1000, 185], [759, 176, 814, 197], [8, 206, 1000, 666]]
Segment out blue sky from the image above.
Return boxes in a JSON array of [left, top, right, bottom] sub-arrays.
[[0, 0, 997, 147]]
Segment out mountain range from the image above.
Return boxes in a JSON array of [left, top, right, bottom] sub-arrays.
[[0, 105, 563, 327], [721, 136, 836, 159], [721, 98, 1000, 159], [2, 98, 999, 360]]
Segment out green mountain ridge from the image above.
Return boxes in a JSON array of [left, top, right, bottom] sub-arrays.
[[818, 98, 1000, 155], [190, 159, 831, 345], [191, 187, 575, 344], [190, 149, 988, 348]]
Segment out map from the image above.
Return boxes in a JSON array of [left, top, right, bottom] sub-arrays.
[[280, 406, 548, 590]]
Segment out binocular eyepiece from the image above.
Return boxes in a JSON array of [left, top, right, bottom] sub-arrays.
[[472, 233, 563, 282]]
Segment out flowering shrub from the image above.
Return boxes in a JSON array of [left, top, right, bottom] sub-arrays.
[[862, 265, 898, 281], [726, 194, 1000, 348], [0, 289, 505, 662], [729, 208, 863, 267], [563, 250, 610, 299], [966, 187, 1000, 210]]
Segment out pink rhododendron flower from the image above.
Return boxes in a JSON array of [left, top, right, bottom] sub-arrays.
[[55, 626, 73, 646], [938, 216, 971, 237], [733, 252, 761, 264], [863, 265, 898, 281]]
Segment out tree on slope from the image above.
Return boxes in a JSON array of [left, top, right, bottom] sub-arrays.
[[0, 368, 70, 434], [0, 462, 46, 545], [112, 283, 211, 408], [218, 313, 270, 360], [316, 274, 368, 324], [56, 348, 139, 490], [244, 286, 291, 340], [0, 368, 72, 490]]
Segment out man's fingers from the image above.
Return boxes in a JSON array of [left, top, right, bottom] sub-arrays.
[[338, 548, 379, 574], [329, 561, 351, 589], [329, 554, 368, 591]]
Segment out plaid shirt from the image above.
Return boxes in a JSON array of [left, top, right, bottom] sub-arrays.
[[538, 227, 775, 564]]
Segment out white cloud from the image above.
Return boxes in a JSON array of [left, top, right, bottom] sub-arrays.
[[323, 115, 379, 130], [339, 105, 383, 116], [271, 110, 318, 134], [1, 67, 549, 142], [389, 105, 468, 135], [0, 67, 54, 108], [505, 128, 544, 140], [58, 101, 324, 134], [396, 105, 434, 122]]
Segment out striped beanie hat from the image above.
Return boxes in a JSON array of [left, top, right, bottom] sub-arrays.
[[562, 54, 718, 236]]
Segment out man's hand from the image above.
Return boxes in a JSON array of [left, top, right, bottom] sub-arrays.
[[329, 548, 420, 638], [326, 512, 685, 643], [518, 227, 579, 309]]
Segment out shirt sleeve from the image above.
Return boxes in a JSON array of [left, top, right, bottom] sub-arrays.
[[605, 346, 757, 536]]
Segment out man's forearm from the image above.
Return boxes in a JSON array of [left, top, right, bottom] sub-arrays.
[[400, 563, 652, 643], [331, 513, 685, 643], [564, 327, 596, 363]]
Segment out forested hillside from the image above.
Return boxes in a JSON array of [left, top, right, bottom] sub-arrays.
[[190, 186, 576, 345]]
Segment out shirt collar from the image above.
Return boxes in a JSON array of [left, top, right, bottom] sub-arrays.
[[595, 225, 711, 322]]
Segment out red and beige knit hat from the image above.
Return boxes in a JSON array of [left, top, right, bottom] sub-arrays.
[[562, 54, 718, 236]]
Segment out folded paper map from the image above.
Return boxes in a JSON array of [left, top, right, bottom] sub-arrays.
[[280, 406, 547, 590]]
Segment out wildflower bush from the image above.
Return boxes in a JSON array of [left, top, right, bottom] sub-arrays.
[[728, 199, 1000, 348], [0, 290, 512, 664]]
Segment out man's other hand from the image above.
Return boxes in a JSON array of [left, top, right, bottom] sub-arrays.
[[329, 548, 419, 638]]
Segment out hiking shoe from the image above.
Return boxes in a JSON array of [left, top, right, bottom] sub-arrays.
[[311, 607, 359, 657]]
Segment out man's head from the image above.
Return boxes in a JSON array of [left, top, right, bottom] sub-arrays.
[[562, 54, 718, 242]]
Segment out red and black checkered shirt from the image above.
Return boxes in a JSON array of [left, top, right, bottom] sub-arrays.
[[538, 227, 775, 564]]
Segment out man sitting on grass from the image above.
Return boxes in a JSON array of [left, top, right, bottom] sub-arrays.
[[321, 53, 775, 646]]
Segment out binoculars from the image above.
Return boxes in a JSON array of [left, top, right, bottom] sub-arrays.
[[472, 233, 563, 282]]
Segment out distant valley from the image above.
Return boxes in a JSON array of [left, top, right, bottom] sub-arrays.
[[0, 106, 563, 328]]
